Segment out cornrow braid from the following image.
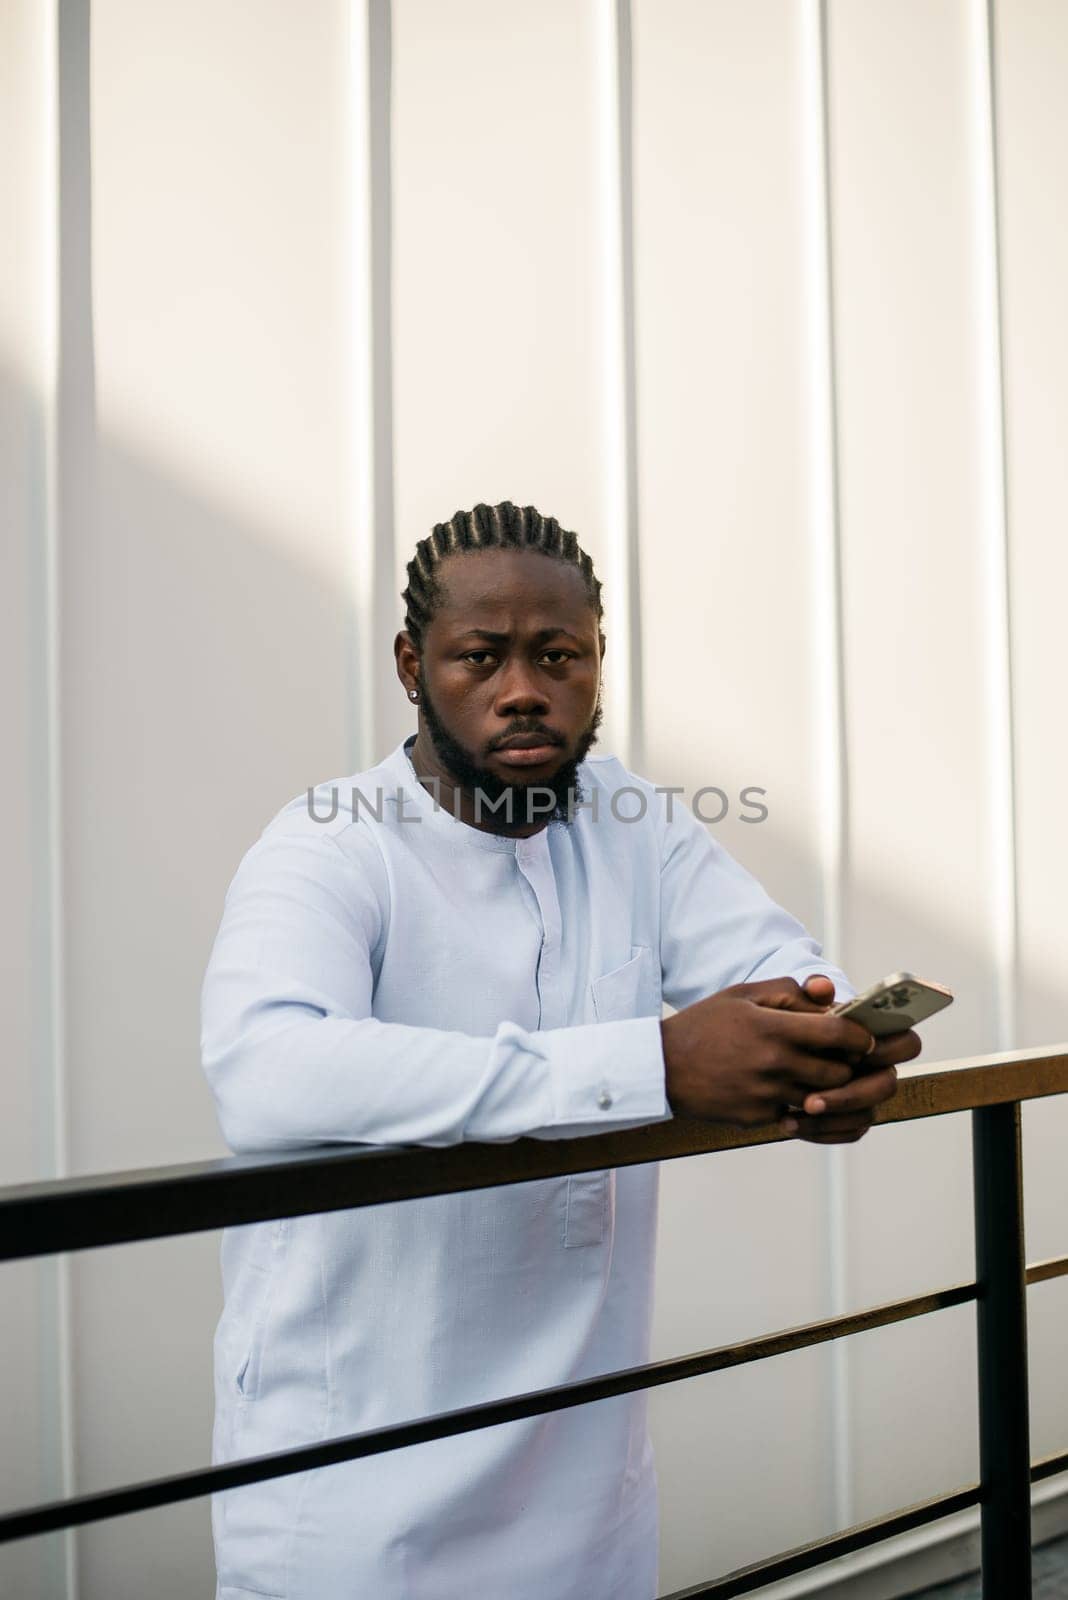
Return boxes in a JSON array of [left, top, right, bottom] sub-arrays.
[[401, 501, 603, 653]]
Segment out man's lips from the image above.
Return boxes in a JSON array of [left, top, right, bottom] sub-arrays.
[[492, 737, 563, 767]]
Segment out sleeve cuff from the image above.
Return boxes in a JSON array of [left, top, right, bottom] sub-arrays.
[[544, 1013, 673, 1130]]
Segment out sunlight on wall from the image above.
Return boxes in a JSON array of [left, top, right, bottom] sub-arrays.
[[90, 0, 353, 586]]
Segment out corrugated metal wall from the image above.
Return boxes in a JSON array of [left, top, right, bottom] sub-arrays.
[[2, 3, 1065, 1595]]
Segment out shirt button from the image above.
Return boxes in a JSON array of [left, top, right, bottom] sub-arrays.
[[597, 1088, 613, 1109]]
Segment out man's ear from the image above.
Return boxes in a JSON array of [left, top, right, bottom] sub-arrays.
[[394, 631, 420, 684]]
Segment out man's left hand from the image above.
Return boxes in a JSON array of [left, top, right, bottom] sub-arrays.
[[782, 973, 920, 1144]]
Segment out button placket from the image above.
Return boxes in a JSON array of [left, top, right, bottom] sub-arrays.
[[516, 837, 610, 1249], [516, 838, 563, 1028]]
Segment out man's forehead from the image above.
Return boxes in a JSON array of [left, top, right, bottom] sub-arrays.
[[442, 591, 591, 620], [435, 554, 595, 628], [438, 593, 595, 630]]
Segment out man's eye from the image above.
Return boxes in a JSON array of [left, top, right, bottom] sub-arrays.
[[461, 650, 573, 665]]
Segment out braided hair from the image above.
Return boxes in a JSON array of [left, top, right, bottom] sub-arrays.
[[401, 501, 604, 653]]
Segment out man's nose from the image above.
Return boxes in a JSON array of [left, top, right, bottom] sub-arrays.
[[494, 665, 551, 714]]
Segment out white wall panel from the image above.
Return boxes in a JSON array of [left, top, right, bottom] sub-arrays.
[[630, 2, 849, 1586], [0, 4, 74, 1596], [391, 0, 623, 747], [826, 0, 1002, 1530], [69, 3, 354, 1594], [992, 0, 1068, 1471], [633, 0, 829, 924]]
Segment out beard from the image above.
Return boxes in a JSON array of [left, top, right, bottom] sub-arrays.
[[415, 677, 604, 830]]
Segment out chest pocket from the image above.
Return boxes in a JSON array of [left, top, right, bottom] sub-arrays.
[[591, 945, 657, 1022], [564, 947, 658, 1249]]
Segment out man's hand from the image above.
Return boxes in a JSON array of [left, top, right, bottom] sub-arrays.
[[766, 973, 920, 1144], [659, 973, 919, 1145], [661, 977, 881, 1132]]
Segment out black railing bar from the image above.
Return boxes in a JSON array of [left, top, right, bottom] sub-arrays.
[[680, 1450, 1068, 1599], [1025, 1253, 1068, 1285], [4, 1053, 1067, 1263], [0, 1121, 787, 1263], [1032, 1449, 1068, 1484], [0, 1279, 976, 1544], [972, 1102, 1031, 1591], [657, 1484, 982, 1599]]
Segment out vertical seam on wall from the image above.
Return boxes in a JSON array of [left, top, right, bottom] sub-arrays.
[[972, 0, 1018, 1055], [347, 0, 373, 772], [369, 0, 397, 771], [595, 0, 643, 771], [801, 0, 852, 1533], [616, 0, 644, 771], [39, 3, 80, 1593], [348, 0, 396, 774]]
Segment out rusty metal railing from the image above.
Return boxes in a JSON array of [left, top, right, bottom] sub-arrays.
[[2, 1045, 1067, 1596]]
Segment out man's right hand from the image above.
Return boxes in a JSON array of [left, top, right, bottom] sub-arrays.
[[660, 977, 877, 1130]]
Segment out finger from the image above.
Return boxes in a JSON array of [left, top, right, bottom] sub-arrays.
[[777, 1048, 858, 1095], [801, 1065, 898, 1117], [732, 977, 827, 1014], [863, 1029, 922, 1069], [801, 974, 836, 1007], [759, 1006, 875, 1058]]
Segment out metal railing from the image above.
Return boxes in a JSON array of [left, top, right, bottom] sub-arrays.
[[2, 1046, 1067, 1597]]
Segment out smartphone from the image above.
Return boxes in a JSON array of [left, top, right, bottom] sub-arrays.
[[831, 972, 954, 1037]]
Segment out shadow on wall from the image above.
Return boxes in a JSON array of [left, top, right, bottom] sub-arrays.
[[3, 352, 1067, 1598]]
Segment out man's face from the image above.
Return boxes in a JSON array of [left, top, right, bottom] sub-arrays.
[[401, 548, 605, 829]]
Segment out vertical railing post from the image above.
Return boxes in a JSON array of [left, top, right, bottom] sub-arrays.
[[972, 1100, 1031, 1595]]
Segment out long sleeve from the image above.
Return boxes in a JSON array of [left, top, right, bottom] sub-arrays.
[[657, 796, 857, 1011], [200, 828, 670, 1154]]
